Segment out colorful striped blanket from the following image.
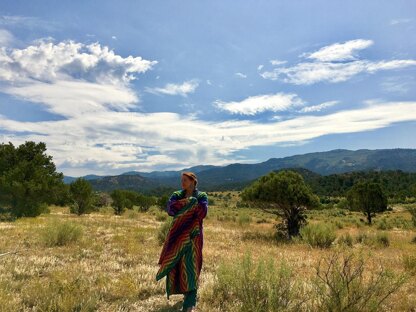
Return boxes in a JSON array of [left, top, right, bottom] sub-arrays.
[[156, 196, 204, 299]]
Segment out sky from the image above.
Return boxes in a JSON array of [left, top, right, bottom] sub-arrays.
[[0, 0, 415, 177]]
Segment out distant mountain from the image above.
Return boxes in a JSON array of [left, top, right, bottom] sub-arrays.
[[63, 148, 416, 192]]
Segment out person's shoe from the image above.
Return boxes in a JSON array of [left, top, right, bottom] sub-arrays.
[[185, 306, 195, 312]]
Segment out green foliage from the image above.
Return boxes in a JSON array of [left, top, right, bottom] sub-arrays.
[[156, 194, 169, 210], [212, 251, 307, 312], [69, 178, 94, 215], [355, 231, 390, 248], [406, 206, 416, 227], [241, 170, 320, 239], [109, 189, 157, 215], [0, 141, 65, 218], [337, 233, 354, 247], [313, 251, 408, 312], [300, 223, 337, 248], [347, 181, 387, 224], [40, 219, 83, 247], [110, 189, 129, 215]]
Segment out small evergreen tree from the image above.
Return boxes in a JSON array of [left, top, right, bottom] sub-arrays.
[[346, 181, 387, 224], [241, 170, 320, 239], [69, 178, 94, 215], [110, 189, 129, 215]]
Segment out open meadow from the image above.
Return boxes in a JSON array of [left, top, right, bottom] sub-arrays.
[[1, 191, 415, 312]]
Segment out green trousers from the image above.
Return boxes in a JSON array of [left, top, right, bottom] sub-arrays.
[[182, 289, 197, 310]]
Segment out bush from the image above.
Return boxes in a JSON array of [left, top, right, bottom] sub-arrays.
[[300, 223, 336, 248], [337, 233, 353, 247], [355, 231, 390, 248], [375, 232, 390, 247], [402, 254, 416, 275], [212, 251, 307, 311], [313, 251, 408, 311], [406, 206, 416, 227], [157, 219, 173, 245], [40, 219, 83, 247], [237, 213, 251, 226]]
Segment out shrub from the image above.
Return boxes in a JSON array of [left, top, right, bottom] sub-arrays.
[[402, 254, 416, 275], [40, 219, 83, 247], [157, 219, 173, 245], [375, 232, 390, 247], [406, 206, 416, 227], [237, 213, 251, 226], [313, 251, 408, 311], [212, 251, 307, 311], [355, 231, 390, 248], [300, 223, 336, 248], [337, 233, 353, 247]]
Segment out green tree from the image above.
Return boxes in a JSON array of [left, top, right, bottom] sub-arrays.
[[0, 141, 65, 218], [156, 194, 170, 210], [346, 181, 387, 224], [69, 178, 94, 215], [241, 170, 320, 239], [110, 189, 129, 215]]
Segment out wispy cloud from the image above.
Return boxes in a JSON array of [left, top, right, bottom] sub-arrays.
[[259, 39, 416, 85], [390, 18, 413, 25], [0, 29, 14, 46], [270, 59, 287, 66], [145, 79, 199, 97], [302, 39, 373, 62], [299, 101, 339, 113], [213, 92, 304, 115], [235, 72, 247, 78], [2, 100, 416, 175], [0, 15, 59, 31]]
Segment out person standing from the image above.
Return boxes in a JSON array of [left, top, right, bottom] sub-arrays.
[[156, 171, 208, 312]]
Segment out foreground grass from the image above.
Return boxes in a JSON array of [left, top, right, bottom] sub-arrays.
[[0, 194, 415, 311]]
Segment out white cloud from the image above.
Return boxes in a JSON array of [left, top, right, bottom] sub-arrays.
[[304, 39, 373, 62], [213, 92, 304, 115], [145, 79, 199, 97], [0, 38, 157, 117], [257, 64, 264, 71], [299, 101, 339, 113], [259, 39, 416, 85], [235, 72, 247, 78], [270, 59, 287, 66], [2, 101, 416, 176]]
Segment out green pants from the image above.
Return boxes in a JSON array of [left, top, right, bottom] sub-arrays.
[[182, 289, 197, 310]]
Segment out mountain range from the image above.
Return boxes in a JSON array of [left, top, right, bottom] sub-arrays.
[[63, 148, 416, 193]]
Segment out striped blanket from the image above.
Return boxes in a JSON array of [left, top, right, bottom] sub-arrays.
[[156, 196, 203, 299]]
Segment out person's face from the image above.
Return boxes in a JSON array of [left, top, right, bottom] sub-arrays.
[[181, 174, 194, 190]]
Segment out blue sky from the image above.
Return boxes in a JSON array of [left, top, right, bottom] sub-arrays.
[[0, 0, 415, 176]]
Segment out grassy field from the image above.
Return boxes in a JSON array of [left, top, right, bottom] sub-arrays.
[[1, 191, 415, 311]]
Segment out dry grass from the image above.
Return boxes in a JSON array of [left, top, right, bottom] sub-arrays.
[[0, 196, 415, 311]]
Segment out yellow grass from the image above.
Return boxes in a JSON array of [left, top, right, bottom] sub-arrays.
[[0, 193, 415, 311]]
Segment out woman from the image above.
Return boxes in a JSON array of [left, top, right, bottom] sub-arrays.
[[156, 171, 208, 312]]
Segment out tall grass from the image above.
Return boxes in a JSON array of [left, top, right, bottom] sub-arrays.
[[212, 251, 307, 312], [300, 223, 337, 248], [39, 219, 83, 247]]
